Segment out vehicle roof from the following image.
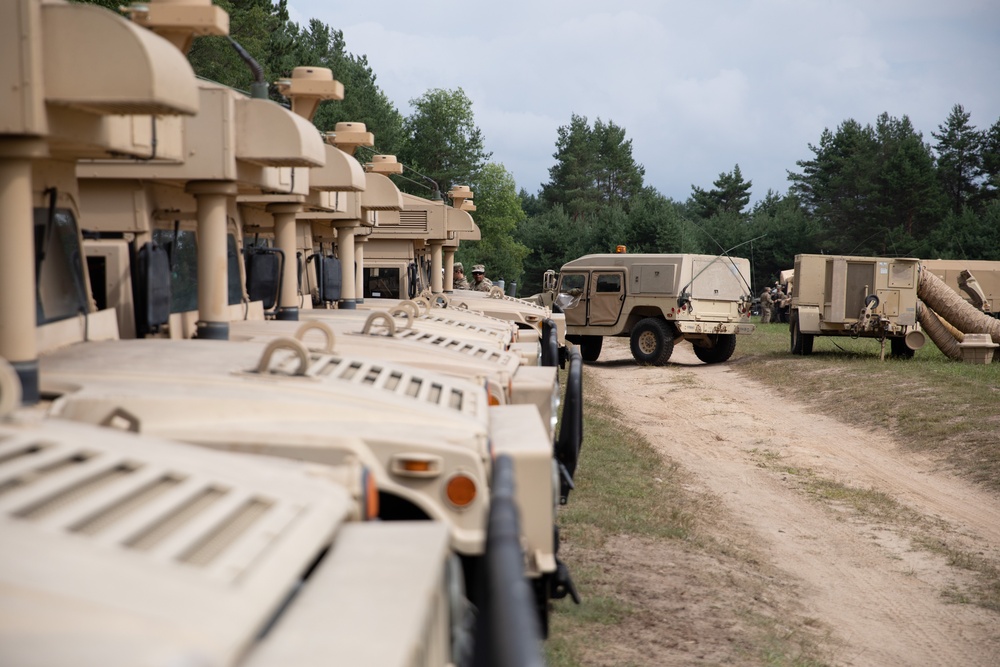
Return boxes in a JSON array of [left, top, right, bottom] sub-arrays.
[[0, 418, 352, 667], [561, 253, 751, 270]]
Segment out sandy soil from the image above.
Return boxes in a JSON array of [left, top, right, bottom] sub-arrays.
[[572, 337, 1000, 666]]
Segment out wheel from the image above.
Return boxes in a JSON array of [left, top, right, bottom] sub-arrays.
[[890, 336, 915, 359], [629, 318, 674, 365], [790, 312, 814, 355], [692, 334, 737, 364], [579, 335, 603, 362]]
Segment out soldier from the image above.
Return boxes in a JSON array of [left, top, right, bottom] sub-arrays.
[[453, 262, 470, 290], [773, 285, 790, 323], [760, 287, 774, 324], [471, 264, 493, 292]]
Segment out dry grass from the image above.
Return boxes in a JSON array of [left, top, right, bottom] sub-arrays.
[[547, 370, 831, 666], [547, 324, 999, 663], [734, 322, 1000, 493]]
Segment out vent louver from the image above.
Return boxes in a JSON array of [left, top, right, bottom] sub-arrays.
[[0, 435, 298, 582]]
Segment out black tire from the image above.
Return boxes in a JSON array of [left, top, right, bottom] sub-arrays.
[[790, 311, 814, 355], [579, 335, 603, 362], [692, 334, 737, 364], [629, 318, 674, 365], [890, 336, 915, 359]]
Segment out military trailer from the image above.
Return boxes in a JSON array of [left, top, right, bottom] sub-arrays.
[[921, 259, 1000, 317], [547, 253, 755, 365], [789, 254, 926, 357]]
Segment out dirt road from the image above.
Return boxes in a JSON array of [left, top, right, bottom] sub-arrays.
[[580, 337, 1000, 666]]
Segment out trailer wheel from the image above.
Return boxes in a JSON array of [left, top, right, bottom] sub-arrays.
[[890, 336, 915, 359], [693, 334, 737, 364], [790, 312, 814, 355], [630, 318, 674, 365], [579, 335, 603, 362]]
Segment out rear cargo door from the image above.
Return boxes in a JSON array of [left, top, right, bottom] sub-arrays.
[[588, 271, 625, 325], [691, 258, 744, 319]]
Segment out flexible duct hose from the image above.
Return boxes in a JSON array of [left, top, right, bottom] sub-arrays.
[[917, 300, 962, 360], [918, 266, 1000, 345]]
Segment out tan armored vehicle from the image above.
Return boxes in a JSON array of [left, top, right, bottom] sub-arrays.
[[1, 0, 548, 658], [543, 253, 755, 364], [789, 254, 926, 357], [0, 368, 458, 666]]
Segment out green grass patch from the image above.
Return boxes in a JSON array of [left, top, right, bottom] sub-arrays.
[[558, 398, 695, 541]]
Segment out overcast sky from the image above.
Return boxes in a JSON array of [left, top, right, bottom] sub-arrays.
[[288, 0, 1000, 204]]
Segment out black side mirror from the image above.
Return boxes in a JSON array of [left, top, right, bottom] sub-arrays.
[[135, 241, 171, 336], [245, 247, 283, 310], [313, 255, 342, 303]]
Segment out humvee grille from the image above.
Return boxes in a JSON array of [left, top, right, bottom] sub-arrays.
[[0, 434, 298, 581]]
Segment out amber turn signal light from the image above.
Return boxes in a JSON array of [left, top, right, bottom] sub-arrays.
[[445, 474, 477, 508]]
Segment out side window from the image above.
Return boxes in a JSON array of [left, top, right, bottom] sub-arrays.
[[153, 228, 198, 313], [595, 273, 622, 293], [34, 208, 88, 325], [560, 273, 587, 295]]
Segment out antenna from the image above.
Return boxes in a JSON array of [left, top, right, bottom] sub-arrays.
[[681, 218, 762, 296]]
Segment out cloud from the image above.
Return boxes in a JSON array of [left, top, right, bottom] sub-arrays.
[[291, 0, 1000, 202]]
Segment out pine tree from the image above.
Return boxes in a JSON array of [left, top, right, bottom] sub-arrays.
[[293, 21, 404, 155], [541, 115, 645, 218], [690, 164, 752, 219], [933, 104, 984, 214], [397, 88, 491, 196]]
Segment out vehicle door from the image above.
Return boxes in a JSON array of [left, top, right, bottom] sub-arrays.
[[557, 272, 588, 327], [587, 271, 625, 325]]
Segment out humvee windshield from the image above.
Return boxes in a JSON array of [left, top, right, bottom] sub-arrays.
[[560, 274, 586, 294], [152, 230, 243, 312], [365, 267, 400, 299], [34, 207, 87, 324]]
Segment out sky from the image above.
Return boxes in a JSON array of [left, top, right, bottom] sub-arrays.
[[288, 0, 1000, 204]]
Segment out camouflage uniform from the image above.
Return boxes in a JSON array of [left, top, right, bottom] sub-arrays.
[[452, 262, 470, 290], [471, 264, 493, 292], [773, 288, 790, 323], [760, 288, 774, 324]]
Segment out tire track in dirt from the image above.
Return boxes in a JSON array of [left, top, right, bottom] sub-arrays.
[[588, 338, 1000, 666]]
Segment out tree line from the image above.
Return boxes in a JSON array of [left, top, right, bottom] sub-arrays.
[[79, 0, 1000, 296]]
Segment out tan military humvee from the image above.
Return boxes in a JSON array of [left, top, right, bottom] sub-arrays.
[[790, 254, 926, 357], [0, 388, 455, 666], [545, 253, 755, 365], [0, 1, 541, 660]]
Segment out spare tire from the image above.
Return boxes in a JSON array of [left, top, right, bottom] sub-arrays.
[[692, 334, 737, 364]]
